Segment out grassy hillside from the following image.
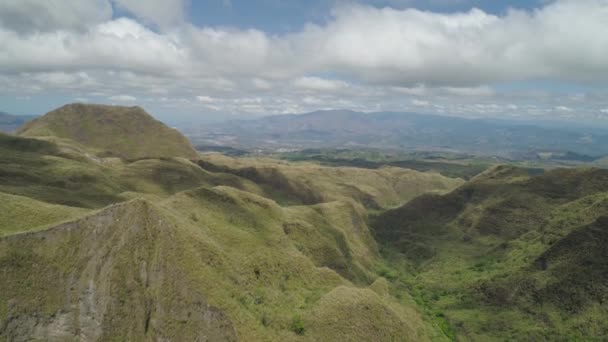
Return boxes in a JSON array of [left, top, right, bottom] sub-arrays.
[[0, 192, 89, 237], [5, 106, 607, 340], [371, 166, 608, 340], [17, 103, 198, 159], [198, 154, 463, 208], [0, 130, 462, 340]]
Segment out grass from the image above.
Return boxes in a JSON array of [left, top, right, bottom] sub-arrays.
[[0, 131, 464, 340], [5, 113, 608, 340], [198, 153, 464, 209], [18, 103, 198, 159], [279, 148, 494, 179], [0, 192, 89, 237], [371, 166, 608, 340]]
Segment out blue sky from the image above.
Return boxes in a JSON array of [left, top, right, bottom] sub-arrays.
[[0, 0, 607, 123], [187, 0, 548, 32]]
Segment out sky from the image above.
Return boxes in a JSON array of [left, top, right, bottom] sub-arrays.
[[1, 0, 608, 123]]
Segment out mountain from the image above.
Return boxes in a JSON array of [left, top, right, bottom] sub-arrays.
[[186, 110, 608, 157], [3, 102, 608, 340], [0, 111, 36, 133], [371, 165, 608, 340], [0, 124, 461, 340], [17, 103, 198, 160]]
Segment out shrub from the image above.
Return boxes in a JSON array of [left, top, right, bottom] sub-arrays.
[[291, 315, 305, 335]]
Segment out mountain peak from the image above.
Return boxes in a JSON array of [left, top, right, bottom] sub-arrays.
[[17, 103, 198, 160]]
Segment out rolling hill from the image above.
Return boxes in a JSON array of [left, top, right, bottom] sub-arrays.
[[371, 165, 608, 340], [2, 103, 608, 340], [0, 104, 465, 341], [17, 103, 198, 160]]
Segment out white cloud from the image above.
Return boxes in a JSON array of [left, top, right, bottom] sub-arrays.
[[197, 95, 215, 103], [293, 77, 349, 91], [109, 95, 137, 101], [252, 78, 272, 90], [0, 0, 607, 121], [444, 86, 495, 96], [412, 99, 429, 106], [2, 0, 608, 85], [0, 0, 112, 34], [555, 105, 573, 111]]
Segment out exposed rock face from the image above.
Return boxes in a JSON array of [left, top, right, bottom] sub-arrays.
[[0, 200, 236, 341]]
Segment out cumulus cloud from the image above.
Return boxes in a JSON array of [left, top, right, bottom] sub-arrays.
[[293, 77, 349, 91], [3, 0, 608, 84], [0, 0, 607, 120], [196, 95, 215, 103], [0, 0, 112, 34], [109, 95, 137, 102], [412, 99, 430, 106]]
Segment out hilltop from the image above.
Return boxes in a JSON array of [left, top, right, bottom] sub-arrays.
[[17, 103, 198, 160]]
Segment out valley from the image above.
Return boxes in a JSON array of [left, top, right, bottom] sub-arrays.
[[1, 104, 607, 341]]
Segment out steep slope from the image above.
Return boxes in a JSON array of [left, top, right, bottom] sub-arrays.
[[371, 166, 608, 340], [1, 123, 466, 340], [17, 103, 198, 159], [0, 191, 438, 341], [0, 199, 237, 341]]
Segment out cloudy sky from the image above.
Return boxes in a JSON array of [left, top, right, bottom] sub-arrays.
[[1, 0, 608, 123]]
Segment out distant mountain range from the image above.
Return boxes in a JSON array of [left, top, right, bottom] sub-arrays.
[[185, 110, 608, 157], [0, 111, 36, 133]]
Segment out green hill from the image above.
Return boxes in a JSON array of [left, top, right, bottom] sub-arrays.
[[17, 103, 198, 160], [0, 129, 461, 341], [4, 104, 608, 340], [371, 165, 608, 340]]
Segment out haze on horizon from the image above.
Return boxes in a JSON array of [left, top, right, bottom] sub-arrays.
[[0, 0, 607, 124]]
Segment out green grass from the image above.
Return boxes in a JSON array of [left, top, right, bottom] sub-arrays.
[[371, 166, 608, 340], [0, 132, 464, 341], [0, 192, 89, 237], [6, 114, 608, 341], [18, 103, 198, 159], [279, 148, 494, 179]]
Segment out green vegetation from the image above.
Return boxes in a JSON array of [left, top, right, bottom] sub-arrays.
[[18, 103, 198, 159], [0, 104, 465, 341], [371, 165, 608, 340], [2, 103, 608, 340], [280, 148, 493, 179], [0, 192, 89, 236]]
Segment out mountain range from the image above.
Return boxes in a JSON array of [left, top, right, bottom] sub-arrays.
[[1, 104, 607, 341], [0, 112, 37, 133], [185, 110, 608, 158]]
